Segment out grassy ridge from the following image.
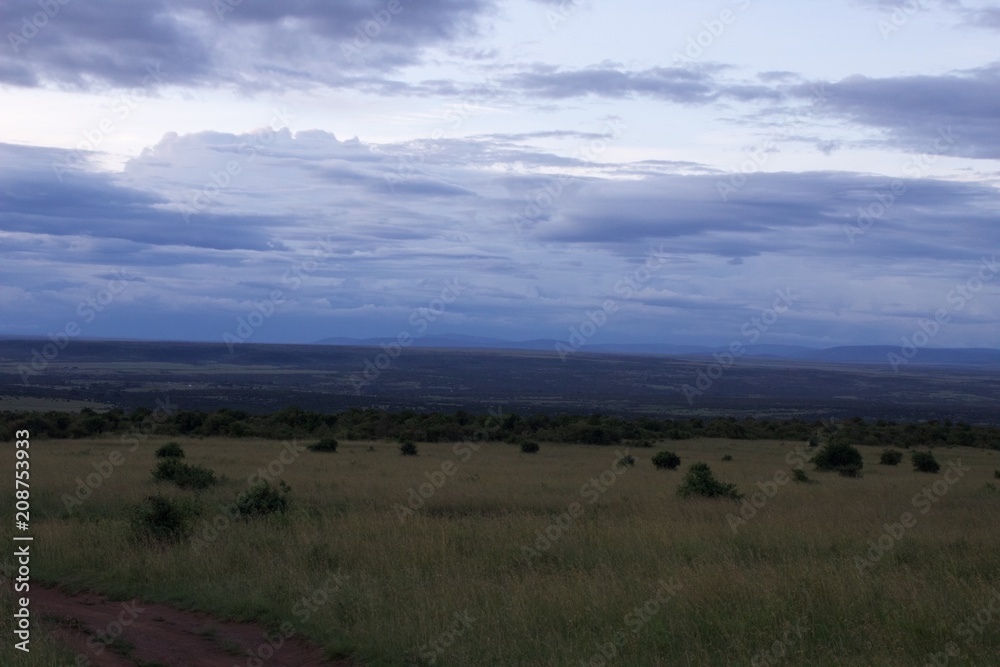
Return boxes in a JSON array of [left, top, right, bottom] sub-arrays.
[[4, 436, 1000, 665]]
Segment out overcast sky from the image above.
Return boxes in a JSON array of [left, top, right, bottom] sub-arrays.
[[2, 0, 999, 348]]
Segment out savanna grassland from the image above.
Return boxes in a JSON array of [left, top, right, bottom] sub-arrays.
[[4, 435, 1000, 666]]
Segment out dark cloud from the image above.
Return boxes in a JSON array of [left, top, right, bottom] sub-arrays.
[[0, 0, 495, 89]]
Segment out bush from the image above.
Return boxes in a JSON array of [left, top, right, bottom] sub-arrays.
[[812, 442, 863, 478], [520, 441, 540, 454], [792, 469, 814, 483], [308, 438, 338, 453], [652, 450, 681, 470], [617, 453, 635, 467], [152, 459, 217, 490], [131, 495, 198, 542], [399, 441, 418, 456], [677, 463, 742, 500], [994, 470, 1000, 480], [721, 454, 733, 461], [912, 451, 941, 473], [234, 480, 291, 518], [879, 449, 903, 466], [155, 442, 185, 459]]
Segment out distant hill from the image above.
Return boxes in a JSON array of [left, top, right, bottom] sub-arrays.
[[315, 335, 1000, 366]]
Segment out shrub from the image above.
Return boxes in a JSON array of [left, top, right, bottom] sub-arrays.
[[652, 450, 681, 470], [308, 438, 338, 453], [152, 459, 217, 490], [879, 449, 903, 466], [812, 442, 863, 478], [131, 495, 198, 542], [617, 453, 635, 467], [677, 463, 742, 500], [155, 442, 185, 459], [399, 441, 418, 456], [721, 454, 733, 462], [520, 441, 540, 454], [792, 469, 814, 483], [912, 451, 941, 473], [233, 480, 291, 518], [994, 470, 1000, 480]]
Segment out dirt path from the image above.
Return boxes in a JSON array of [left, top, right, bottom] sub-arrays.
[[33, 585, 358, 667]]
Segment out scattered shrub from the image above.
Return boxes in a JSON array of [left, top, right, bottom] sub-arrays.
[[652, 450, 681, 470], [131, 494, 199, 542], [721, 454, 733, 462], [812, 442, 864, 478], [520, 441, 540, 454], [912, 451, 941, 473], [152, 459, 217, 489], [792, 469, 814, 483], [233, 480, 291, 518], [879, 449, 903, 466], [155, 442, 185, 458], [308, 438, 339, 453], [677, 463, 742, 500], [399, 441, 418, 456], [994, 470, 1000, 479], [617, 453, 635, 467]]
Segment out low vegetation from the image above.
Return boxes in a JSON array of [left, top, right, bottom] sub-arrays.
[[879, 449, 903, 465], [912, 450, 941, 473], [676, 463, 742, 500], [652, 450, 681, 470], [308, 437, 339, 453], [152, 458, 217, 489], [520, 441, 540, 454], [812, 441, 864, 477]]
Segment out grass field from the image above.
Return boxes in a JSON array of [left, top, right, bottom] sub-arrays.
[[4, 435, 1000, 666]]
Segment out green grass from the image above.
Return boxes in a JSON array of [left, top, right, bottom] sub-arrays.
[[3, 436, 999, 666]]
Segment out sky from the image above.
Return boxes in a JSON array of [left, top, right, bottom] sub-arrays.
[[1, 0, 999, 349]]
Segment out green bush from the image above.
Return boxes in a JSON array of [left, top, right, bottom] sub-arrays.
[[520, 441, 540, 454], [879, 449, 903, 466], [399, 441, 418, 456], [792, 469, 814, 483], [812, 442, 864, 477], [677, 463, 742, 500], [234, 480, 291, 518], [912, 451, 941, 473], [652, 450, 681, 470], [155, 442, 185, 459], [993, 470, 1000, 479], [131, 495, 199, 542], [617, 453, 635, 467], [308, 438, 338, 453], [721, 454, 733, 462], [152, 459, 217, 490]]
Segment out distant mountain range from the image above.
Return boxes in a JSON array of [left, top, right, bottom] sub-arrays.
[[315, 335, 1000, 366]]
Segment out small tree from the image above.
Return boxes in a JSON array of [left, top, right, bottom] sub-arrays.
[[677, 463, 742, 500], [912, 451, 940, 473], [812, 442, 864, 477], [652, 450, 681, 470], [308, 438, 338, 453], [131, 495, 199, 542], [234, 481, 291, 518], [879, 449, 903, 466], [155, 442, 185, 459]]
